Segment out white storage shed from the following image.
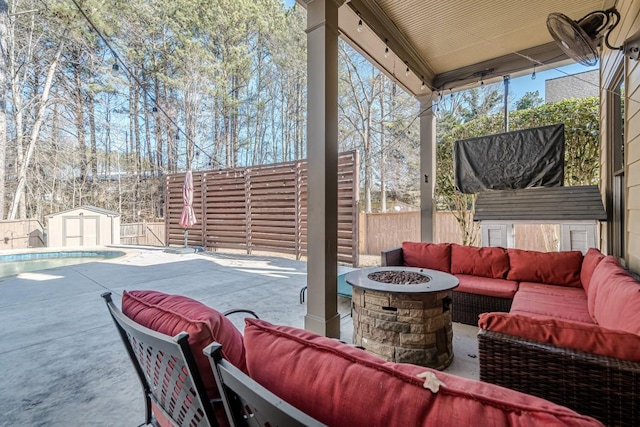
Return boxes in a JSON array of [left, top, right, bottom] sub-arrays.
[[474, 186, 607, 254], [46, 206, 121, 247]]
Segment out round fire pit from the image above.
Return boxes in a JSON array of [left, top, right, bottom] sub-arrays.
[[346, 267, 459, 370]]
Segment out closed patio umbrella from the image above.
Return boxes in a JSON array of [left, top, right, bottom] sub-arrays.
[[179, 170, 196, 247]]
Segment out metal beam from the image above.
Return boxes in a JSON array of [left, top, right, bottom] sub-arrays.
[[433, 42, 570, 91]]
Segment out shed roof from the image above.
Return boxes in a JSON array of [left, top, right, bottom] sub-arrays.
[[474, 186, 607, 222], [46, 205, 121, 218]]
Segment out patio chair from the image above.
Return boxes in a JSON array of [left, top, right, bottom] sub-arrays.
[[102, 292, 220, 426], [204, 343, 326, 427], [102, 292, 323, 427]]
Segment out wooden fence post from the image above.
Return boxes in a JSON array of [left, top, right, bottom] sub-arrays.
[[164, 175, 170, 248], [295, 161, 302, 260], [352, 150, 360, 266], [245, 169, 252, 255], [201, 174, 207, 249]]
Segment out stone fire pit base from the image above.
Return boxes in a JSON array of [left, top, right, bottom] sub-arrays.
[[352, 288, 454, 370]]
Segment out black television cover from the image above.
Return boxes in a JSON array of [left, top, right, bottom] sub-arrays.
[[454, 124, 564, 194]]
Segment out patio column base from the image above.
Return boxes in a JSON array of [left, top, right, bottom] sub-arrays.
[[304, 312, 341, 338]]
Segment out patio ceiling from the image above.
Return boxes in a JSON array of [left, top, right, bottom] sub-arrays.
[[336, 0, 614, 95]]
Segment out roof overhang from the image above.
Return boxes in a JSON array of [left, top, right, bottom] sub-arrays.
[[474, 186, 607, 222], [299, 0, 615, 96]]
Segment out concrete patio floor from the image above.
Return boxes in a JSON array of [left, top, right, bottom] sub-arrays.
[[0, 247, 479, 426]]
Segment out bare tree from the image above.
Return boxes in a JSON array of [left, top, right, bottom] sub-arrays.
[[6, 0, 67, 219], [0, 0, 8, 218]]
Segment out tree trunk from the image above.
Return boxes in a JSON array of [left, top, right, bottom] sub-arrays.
[[8, 39, 65, 219], [88, 85, 97, 202], [143, 93, 154, 175], [154, 78, 163, 173], [379, 79, 386, 213], [73, 50, 87, 183], [0, 0, 7, 219]]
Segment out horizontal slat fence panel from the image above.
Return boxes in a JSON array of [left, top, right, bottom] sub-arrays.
[[165, 151, 359, 265]]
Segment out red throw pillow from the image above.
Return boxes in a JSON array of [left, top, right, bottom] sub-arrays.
[[479, 312, 640, 362], [243, 318, 602, 427], [589, 258, 640, 334], [450, 244, 510, 279], [121, 290, 246, 398], [402, 242, 451, 272], [580, 248, 605, 293], [506, 249, 583, 287]]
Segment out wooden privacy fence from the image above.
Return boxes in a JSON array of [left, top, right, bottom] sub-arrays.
[[359, 211, 561, 255], [0, 220, 45, 249], [165, 151, 360, 265], [120, 222, 165, 246]]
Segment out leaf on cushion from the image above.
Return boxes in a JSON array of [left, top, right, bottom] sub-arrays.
[[417, 371, 446, 393]]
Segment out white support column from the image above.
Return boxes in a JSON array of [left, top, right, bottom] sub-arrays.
[[304, 0, 343, 338], [419, 95, 436, 242]]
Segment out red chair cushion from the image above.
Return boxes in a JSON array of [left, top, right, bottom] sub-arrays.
[[510, 283, 593, 324], [122, 290, 246, 398], [451, 244, 510, 279], [589, 257, 640, 334], [506, 249, 583, 287], [480, 312, 640, 363], [243, 318, 603, 427], [402, 242, 451, 273], [454, 274, 519, 299], [580, 248, 605, 293]]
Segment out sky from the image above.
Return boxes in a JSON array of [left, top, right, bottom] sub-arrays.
[[509, 63, 599, 100]]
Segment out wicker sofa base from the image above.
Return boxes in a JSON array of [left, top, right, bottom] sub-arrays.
[[478, 329, 640, 427], [451, 291, 512, 325]]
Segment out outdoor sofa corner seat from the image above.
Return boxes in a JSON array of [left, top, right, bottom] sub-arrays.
[[105, 290, 604, 426], [382, 242, 640, 427]]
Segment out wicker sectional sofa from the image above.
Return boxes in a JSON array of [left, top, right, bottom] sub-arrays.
[[382, 242, 640, 427]]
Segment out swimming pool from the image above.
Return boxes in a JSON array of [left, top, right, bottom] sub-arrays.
[[0, 250, 126, 278]]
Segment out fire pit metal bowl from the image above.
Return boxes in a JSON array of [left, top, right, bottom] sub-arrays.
[[345, 266, 458, 294], [346, 266, 459, 370]]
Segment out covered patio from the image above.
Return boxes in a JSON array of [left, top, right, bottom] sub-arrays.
[[302, 0, 640, 337], [0, 248, 478, 425]]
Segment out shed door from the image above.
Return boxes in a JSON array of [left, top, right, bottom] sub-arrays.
[[63, 215, 99, 246]]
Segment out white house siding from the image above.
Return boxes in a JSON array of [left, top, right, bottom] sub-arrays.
[[600, 0, 640, 272]]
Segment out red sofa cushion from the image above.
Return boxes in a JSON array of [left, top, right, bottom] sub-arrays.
[[580, 248, 605, 293], [243, 318, 603, 427], [506, 249, 583, 287], [589, 257, 640, 334], [121, 290, 246, 399], [402, 242, 451, 273], [480, 312, 640, 363], [455, 274, 519, 299], [450, 244, 510, 279], [510, 283, 593, 324]]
